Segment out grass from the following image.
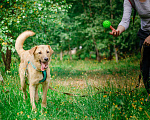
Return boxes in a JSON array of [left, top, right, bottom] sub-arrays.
[[0, 55, 150, 120]]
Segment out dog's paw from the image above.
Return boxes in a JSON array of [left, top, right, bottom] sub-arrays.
[[41, 103, 47, 108], [35, 98, 39, 103], [41, 107, 47, 113], [23, 94, 27, 100], [32, 104, 37, 111], [32, 108, 37, 113]]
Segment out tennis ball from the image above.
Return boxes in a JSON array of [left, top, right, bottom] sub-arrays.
[[103, 20, 111, 28]]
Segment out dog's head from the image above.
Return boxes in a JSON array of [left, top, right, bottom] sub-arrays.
[[29, 45, 53, 71]]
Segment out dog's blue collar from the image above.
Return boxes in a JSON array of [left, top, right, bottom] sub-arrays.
[[28, 61, 37, 70], [28, 61, 47, 83]]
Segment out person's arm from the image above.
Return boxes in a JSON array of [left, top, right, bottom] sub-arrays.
[[110, 0, 132, 37]]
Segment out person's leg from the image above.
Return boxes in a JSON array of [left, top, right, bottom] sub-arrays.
[[138, 29, 150, 101], [142, 47, 150, 96]]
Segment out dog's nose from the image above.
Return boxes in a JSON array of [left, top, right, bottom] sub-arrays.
[[44, 57, 48, 61]]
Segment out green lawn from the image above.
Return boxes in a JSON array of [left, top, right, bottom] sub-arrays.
[[0, 55, 150, 120]]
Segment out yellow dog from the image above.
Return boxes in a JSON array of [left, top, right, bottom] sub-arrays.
[[15, 31, 53, 110]]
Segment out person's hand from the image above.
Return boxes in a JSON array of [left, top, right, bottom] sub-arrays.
[[109, 29, 120, 37], [144, 35, 150, 46]]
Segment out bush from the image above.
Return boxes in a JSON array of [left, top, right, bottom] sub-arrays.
[[91, 54, 96, 59], [80, 54, 85, 60], [72, 55, 78, 60], [63, 55, 70, 60]]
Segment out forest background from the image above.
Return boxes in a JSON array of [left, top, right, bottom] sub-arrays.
[[2, 1, 150, 119], [0, 0, 140, 71]]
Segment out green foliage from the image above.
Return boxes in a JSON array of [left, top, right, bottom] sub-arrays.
[[91, 54, 96, 59], [66, 0, 140, 59], [0, 0, 71, 52], [0, 0, 142, 70], [80, 54, 85, 60], [63, 55, 70, 60], [72, 54, 78, 60]]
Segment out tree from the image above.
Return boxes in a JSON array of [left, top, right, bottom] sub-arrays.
[[0, 0, 141, 68], [66, 0, 140, 61], [0, 0, 70, 71]]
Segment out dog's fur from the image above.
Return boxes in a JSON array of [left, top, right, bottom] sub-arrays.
[[15, 31, 53, 110]]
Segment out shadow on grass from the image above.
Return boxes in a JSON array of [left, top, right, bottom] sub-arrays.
[[51, 64, 140, 79]]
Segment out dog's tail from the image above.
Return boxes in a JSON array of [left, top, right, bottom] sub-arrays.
[[15, 30, 35, 56]]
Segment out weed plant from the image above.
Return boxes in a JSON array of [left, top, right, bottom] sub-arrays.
[[0, 55, 150, 119]]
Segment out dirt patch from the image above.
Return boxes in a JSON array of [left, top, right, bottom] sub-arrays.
[[51, 73, 145, 91]]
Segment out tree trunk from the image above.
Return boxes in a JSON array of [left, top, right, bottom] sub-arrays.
[[93, 35, 101, 62], [114, 44, 118, 63], [81, 0, 86, 15], [108, 44, 113, 60], [5, 47, 11, 71], [110, 0, 118, 62], [89, 1, 100, 62], [0, 45, 11, 71], [60, 50, 63, 61], [68, 43, 72, 60], [95, 50, 101, 62]]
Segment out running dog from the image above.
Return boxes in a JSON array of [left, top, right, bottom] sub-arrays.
[[15, 30, 53, 110]]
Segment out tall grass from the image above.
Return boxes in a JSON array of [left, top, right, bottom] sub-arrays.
[[0, 55, 150, 120]]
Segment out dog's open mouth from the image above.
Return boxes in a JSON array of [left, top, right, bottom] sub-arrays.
[[40, 60, 48, 71]]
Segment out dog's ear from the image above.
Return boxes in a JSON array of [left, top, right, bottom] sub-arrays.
[[48, 45, 54, 55], [29, 46, 37, 55]]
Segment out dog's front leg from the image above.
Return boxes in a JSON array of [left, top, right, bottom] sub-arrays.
[[35, 85, 39, 103], [42, 82, 49, 108], [29, 84, 36, 110]]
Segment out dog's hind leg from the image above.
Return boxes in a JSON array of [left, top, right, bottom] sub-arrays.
[[19, 63, 27, 100]]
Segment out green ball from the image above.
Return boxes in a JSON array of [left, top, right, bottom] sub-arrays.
[[103, 20, 111, 28]]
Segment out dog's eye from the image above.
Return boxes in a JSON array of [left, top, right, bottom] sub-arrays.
[[38, 52, 42, 54], [47, 51, 49, 53]]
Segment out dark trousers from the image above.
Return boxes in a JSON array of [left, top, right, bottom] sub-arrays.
[[138, 28, 150, 94]]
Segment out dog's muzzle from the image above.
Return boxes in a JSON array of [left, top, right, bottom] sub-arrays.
[[40, 58, 49, 71]]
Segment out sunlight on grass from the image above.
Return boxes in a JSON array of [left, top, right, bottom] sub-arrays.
[[0, 55, 150, 119]]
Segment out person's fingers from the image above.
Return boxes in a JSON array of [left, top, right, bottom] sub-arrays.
[[110, 26, 115, 30], [147, 41, 150, 44], [109, 31, 116, 37], [109, 31, 113, 35], [109, 27, 120, 37], [109, 30, 115, 35], [117, 30, 120, 36], [109, 31, 116, 36], [144, 41, 150, 46], [146, 42, 150, 46], [113, 31, 116, 36]]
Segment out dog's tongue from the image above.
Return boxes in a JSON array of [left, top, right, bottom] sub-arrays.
[[41, 62, 48, 71]]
